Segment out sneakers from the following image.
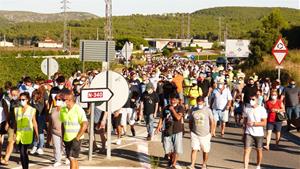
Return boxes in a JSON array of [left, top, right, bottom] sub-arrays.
[[53, 162, 61, 167], [64, 159, 70, 165], [30, 146, 38, 154], [147, 135, 152, 141], [256, 166, 261, 169], [37, 148, 44, 155], [116, 139, 121, 145]]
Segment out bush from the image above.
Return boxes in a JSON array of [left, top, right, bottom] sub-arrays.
[[0, 57, 102, 87]]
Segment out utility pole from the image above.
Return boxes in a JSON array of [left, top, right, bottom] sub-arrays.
[[187, 13, 190, 39], [218, 17, 222, 42], [69, 27, 72, 55], [105, 0, 112, 41], [61, 0, 70, 52], [180, 14, 185, 39], [96, 27, 99, 40]]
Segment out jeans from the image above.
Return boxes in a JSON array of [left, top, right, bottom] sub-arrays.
[[52, 134, 64, 163], [144, 114, 154, 136], [18, 143, 29, 169], [286, 106, 300, 120], [33, 133, 45, 149]]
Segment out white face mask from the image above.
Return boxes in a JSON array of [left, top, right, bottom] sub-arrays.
[[218, 84, 223, 89], [12, 96, 18, 101], [271, 96, 277, 100], [34, 85, 40, 89], [58, 85, 64, 90], [198, 104, 204, 109], [20, 100, 27, 107], [250, 100, 256, 107], [56, 100, 63, 107]]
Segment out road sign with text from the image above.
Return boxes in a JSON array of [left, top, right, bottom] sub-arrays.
[[80, 88, 113, 102], [272, 37, 288, 65]]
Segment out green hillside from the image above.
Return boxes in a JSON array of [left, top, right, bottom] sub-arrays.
[[0, 7, 299, 47]]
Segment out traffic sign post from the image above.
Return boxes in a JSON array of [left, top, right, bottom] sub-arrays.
[[41, 58, 59, 79], [272, 37, 288, 80], [196, 48, 202, 61]]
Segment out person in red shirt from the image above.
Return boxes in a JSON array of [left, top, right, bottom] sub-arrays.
[[264, 90, 285, 150]]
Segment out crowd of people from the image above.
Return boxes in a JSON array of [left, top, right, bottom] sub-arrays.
[[0, 56, 299, 169]]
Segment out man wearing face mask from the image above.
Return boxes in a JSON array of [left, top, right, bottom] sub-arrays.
[[18, 77, 36, 97], [140, 84, 159, 141], [155, 94, 184, 168], [210, 81, 232, 137], [243, 95, 267, 169], [242, 78, 258, 106], [1, 87, 20, 165], [49, 76, 69, 108], [187, 96, 215, 169], [282, 79, 300, 131]]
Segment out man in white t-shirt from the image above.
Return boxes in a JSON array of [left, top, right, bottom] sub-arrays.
[[243, 95, 267, 169]]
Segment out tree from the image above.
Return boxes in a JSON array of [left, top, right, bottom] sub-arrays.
[[246, 9, 289, 66]]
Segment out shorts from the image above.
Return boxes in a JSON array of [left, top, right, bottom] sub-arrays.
[[244, 134, 263, 149], [0, 121, 7, 134], [191, 132, 211, 153], [212, 109, 229, 123], [7, 127, 15, 142], [64, 139, 81, 158], [267, 122, 282, 132], [120, 108, 135, 126], [163, 132, 183, 154]]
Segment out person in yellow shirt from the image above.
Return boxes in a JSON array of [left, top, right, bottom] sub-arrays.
[[189, 80, 203, 108], [15, 92, 39, 169], [60, 90, 88, 169]]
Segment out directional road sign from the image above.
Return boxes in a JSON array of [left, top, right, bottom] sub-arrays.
[[80, 88, 113, 103], [272, 37, 288, 65]]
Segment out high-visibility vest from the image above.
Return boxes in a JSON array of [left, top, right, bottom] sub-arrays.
[[15, 106, 36, 145], [183, 78, 192, 96], [60, 105, 83, 142]]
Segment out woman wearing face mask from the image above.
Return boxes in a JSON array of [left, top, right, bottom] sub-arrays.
[[50, 94, 69, 167], [15, 92, 39, 169], [264, 90, 285, 150], [30, 90, 46, 155]]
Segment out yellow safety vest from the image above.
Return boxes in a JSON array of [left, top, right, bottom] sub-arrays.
[[15, 106, 36, 145], [189, 86, 203, 106], [183, 78, 192, 96], [60, 105, 84, 142]]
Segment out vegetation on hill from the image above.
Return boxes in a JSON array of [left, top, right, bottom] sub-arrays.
[[0, 7, 299, 49]]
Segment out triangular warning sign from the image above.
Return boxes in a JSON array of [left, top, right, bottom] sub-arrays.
[[273, 52, 287, 65], [273, 39, 287, 51], [196, 48, 202, 53]]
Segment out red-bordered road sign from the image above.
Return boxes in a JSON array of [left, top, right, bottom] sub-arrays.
[[272, 37, 288, 65]]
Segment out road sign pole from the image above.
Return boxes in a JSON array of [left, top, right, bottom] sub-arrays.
[[105, 41, 112, 159], [125, 42, 128, 67], [88, 103, 95, 161], [47, 58, 50, 79], [278, 67, 281, 81]]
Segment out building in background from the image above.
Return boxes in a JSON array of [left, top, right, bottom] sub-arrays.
[[38, 38, 63, 48]]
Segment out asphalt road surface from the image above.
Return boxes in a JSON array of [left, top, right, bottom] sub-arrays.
[[1, 118, 300, 169]]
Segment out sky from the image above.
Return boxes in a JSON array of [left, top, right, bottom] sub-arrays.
[[0, 0, 299, 16]]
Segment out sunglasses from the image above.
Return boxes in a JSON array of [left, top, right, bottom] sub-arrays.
[[56, 99, 66, 101], [20, 99, 27, 101]]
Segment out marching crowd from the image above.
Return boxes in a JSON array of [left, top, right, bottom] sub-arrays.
[[0, 57, 299, 169]]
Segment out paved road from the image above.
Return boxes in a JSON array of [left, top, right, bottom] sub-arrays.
[[1, 118, 300, 169]]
